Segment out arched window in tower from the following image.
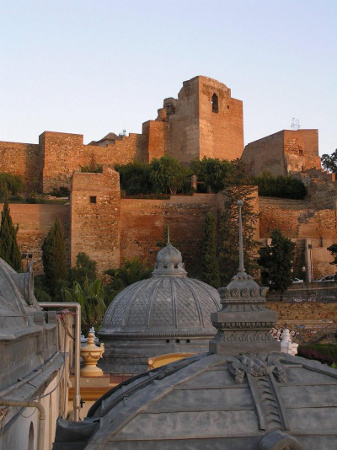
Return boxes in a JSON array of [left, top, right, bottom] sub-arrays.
[[212, 93, 219, 113]]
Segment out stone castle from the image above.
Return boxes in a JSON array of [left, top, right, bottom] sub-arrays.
[[0, 75, 336, 279]]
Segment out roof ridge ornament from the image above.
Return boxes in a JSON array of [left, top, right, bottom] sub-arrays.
[[152, 233, 187, 277]]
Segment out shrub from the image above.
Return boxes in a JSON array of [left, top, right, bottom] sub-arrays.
[[115, 162, 152, 195], [0, 173, 23, 198], [298, 344, 337, 366], [254, 172, 306, 199], [51, 186, 70, 197]]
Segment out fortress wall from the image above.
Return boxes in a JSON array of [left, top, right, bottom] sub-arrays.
[[119, 194, 218, 273], [168, 78, 200, 163], [199, 78, 243, 161], [4, 203, 70, 273], [284, 129, 320, 173], [40, 131, 144, 193], [242, 131, 286, 176], [70, 167, 121, 274], [142, 121, 167, 162], [259, 197, 337, 240], [0, 141, 41, 192]]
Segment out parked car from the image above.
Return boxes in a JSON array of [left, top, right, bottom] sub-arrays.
[[313, 275, 336, 282], [292, 278, 304, 283]]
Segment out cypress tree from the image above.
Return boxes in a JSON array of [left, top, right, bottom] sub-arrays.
[[0, 195, 21, 271], [42, 217, 67, 296], [201, 212, 220, 288], [257, 229, 295, 294]]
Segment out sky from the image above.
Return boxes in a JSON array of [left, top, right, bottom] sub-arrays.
[[0, 0, 336, 156]]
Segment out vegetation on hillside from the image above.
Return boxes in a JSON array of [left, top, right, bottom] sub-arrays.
[[253, 172, 307, 199], [298, 344, 337, 367]]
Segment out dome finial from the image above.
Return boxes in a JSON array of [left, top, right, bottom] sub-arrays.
[[237, 200, 245, 274], [167, 226, 170, 245]]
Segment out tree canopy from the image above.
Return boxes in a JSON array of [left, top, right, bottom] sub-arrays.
[[150, 156, 191, 194], [63, 278, 106, 332], [105, 257, 152, 302], [0, 195, 21, 271], [257, 229, 295, 293], [321, 150, 337, 174]]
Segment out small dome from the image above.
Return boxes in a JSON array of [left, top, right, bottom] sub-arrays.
[[99, 242, 220, 373]]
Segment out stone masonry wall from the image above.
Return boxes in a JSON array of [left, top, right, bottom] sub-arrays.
[[242, 131, 286, 176], [259, 197, 337, 278], [3, 203, 70, 273], [199, 77, 243, 161], [0, 141, 42, 192], [119, 194, 218, 274], [70, 167, 121, 274], [242, 130, 320, 177], [41, 131, 144, 193]]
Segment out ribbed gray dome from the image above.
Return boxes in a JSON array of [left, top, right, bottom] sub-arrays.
[[99, 242, 220, 373], [101, 276, 220, 337]]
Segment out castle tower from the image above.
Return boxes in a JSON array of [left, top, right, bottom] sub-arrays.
[[143, 76, 244, 164]]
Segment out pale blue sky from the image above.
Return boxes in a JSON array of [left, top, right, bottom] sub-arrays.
[[1, 0, 336, 155]]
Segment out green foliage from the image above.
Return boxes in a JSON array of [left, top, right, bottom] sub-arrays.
[[298, 344, 337, 367], [257, 229, 295, 293], [150, 156, 191, 194], [68, 252, 97, 285], [80, 155, 102, 173], [0, 173, 23, 198], [41, 218, 67, 296], [63, 278, 106, 331], [105, 257, 152, 302], [201, 212, 220, 288], [218, 185, 259, 284], [50, 186, 70, 197], [0, 195, 21, 271], [190, 157, 252, 193], [327, 243, 337, 265], [321, 149, 337, 174], [254, 172, 307, 199], [115, 161, 152, 195]]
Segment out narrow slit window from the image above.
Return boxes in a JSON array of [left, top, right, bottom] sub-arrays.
[[212, 93, 219, 113], [90, 196, 97, 204]]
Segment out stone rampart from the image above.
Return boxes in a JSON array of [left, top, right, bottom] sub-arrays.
[[0, 141, 42, 192], [70, 167, 121, 274], [119, 194, 218, 273], [4, 203, 70, 273]]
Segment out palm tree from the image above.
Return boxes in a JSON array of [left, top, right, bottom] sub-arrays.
[[63, 278, 106, 332], [105, 257, 152, 302]]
